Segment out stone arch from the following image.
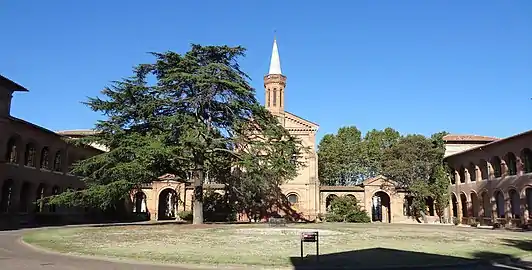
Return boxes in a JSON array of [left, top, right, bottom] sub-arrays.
[[524, 186, 532, 219], [521, 148, 532, 174], [40, 147, 50, 169], [505, 152, 517, 176], [18, 181, 31, 213], [133, 191, 147, 213], [451, 192, 458, 218], [470, 191, 480, 217], [480, 189, 491, 218], [493, 189, 505, 218], [491, 156, 502, 178], [35, 183, 46, 212], [371, 191, 391, 223], [24, 142, 37, 167], [325, 194, 338, 211], [508, 188, 520, 219], [479, 159, 488, 180], [49, 185, 60, 212], [346, 194, 357, 204], [460, 192, 468, 217], [449, 167, 456, 184], [158, 187, 178, 220], [468, 162, 477, 182], [286, 192, 300, 209], [5, 136, 20, 164], [459, 166, 466, 183], [0, 179, 14, 212]]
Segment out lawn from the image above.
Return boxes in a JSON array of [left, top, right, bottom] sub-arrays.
[[23, 223, 532, 269]]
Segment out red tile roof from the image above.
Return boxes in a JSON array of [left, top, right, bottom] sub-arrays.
[[443, 134, 499, 142]]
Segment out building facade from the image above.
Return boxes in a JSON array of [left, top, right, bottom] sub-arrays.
[[54, 40, 532, 226], [0, 75, 103, 228], [445, 130, 532, 227]]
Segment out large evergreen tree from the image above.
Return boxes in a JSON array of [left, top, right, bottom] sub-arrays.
[[49, 45, 304, 224]]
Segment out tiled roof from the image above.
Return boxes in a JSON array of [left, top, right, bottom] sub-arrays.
[[56, 129, 99, 136], [443, 134, 499, 142]]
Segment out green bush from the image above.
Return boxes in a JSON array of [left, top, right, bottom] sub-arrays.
[[325, 195, 370, 223], [178, 211, 193, 221]]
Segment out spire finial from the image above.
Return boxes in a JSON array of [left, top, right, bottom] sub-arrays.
[[268, 34, 282, 75]]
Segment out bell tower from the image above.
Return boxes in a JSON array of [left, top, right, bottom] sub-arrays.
[[264, 38, 286, 117]]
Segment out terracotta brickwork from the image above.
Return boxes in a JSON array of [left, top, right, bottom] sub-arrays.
[[0, 75, 103, 228], [445, 130, 532, 227]]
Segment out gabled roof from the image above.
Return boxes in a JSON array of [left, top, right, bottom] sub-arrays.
[[0, 75, 28, 92], [284, 111, 319, 131]]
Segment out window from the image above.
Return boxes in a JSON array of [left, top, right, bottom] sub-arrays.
[[40, 147, 50, 169], [522, 148, 532, 173], [505, 152, 517, 176], [53, 151, 62, 172], [273, 88, 277, 106], [287, 193, 299, 209], [25, 143, 36, 167], [6, 138, 17, 164]]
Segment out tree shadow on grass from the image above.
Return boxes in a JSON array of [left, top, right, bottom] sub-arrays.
[[290, 248, 531, 270]]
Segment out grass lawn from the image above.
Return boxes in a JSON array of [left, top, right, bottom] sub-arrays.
[[22, 222, 532, 269]]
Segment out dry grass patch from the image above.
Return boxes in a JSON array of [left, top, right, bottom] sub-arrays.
[[23, 223, 532, 268]]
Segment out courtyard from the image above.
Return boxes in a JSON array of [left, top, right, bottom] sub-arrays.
[[22, 222, 532, 269]]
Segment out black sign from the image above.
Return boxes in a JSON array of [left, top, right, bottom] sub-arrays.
[[301, 232, 318, 242], [300, 231, 319, 260]]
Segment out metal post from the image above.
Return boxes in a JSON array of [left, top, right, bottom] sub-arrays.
[[300, 239, 303, 259], [316, 231, 319, 262]]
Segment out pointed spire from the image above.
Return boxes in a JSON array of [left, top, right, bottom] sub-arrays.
[[268, 37, 282, 75]]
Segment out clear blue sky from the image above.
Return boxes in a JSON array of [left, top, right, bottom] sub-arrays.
[[2, 1, 531, 143]]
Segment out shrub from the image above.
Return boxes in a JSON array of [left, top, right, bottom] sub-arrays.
[[325, 195, 370, 223], [203, 190, 237, 222], [178, 211, 193, 221]]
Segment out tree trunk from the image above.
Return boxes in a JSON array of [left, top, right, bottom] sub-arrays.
[[193, 168, 204, 224]]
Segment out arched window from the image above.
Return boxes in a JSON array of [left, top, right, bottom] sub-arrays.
[[505, 152, 517, 176], [287, 194, 299, 204], [491, 156, 502, 178], [5, 138, 17, 164], [40, 147, 50, 169], [49, 186, 60, 212], [0, 180, 14, 213], [479, 159, 488, 180], [24, 143, 36, 167], [521, 148, 532, 173], [53, 151, 62, 172], [468, 163, 476, 182], [273, 88, 277, 106], [266, 89, 270, 107], [449, 167, 456, 184], [459, 166, 466, 183], [35, 183, 46, 213]]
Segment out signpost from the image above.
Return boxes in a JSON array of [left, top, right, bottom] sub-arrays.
[[300, 231, 319, 261]]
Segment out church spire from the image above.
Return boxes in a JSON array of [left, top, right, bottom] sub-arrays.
[[268, 38, 282, 75], [264, 36, 286, 117]]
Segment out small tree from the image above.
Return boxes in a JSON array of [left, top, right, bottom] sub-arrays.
[[430, 164, 450, 222], [325, 195, 370, 223]]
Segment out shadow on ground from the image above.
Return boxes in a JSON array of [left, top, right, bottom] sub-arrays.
[[290, 247, 532, 269]]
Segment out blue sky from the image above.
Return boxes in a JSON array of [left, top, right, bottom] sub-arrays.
[[1, 1, 531, 143]]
